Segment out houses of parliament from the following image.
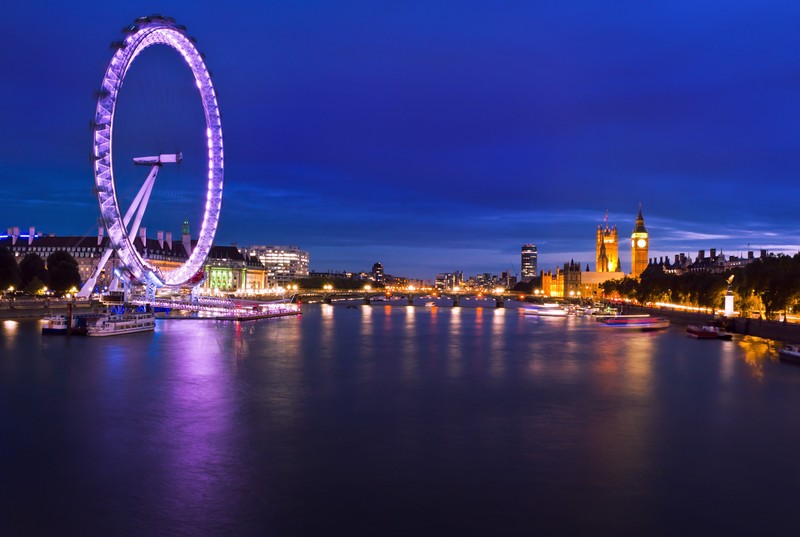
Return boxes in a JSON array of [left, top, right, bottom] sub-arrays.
[[595, 206, 649, 277], [540, 207, 649, 298]]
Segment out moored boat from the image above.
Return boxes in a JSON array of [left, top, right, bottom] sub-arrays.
[[86, 310, 155, 337], [687, 324, 733, 340], [42, 312, 105, 335], [687, 325, 719, 339], [779, 344, 800, 364], [41, 314, 70, 335]]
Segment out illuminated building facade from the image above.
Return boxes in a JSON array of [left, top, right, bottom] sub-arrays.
[[596, 214, 619, 272], [539, 270, 553, 296], [372, 262, 384, 283], [435, 271, 464, 290], [630, 207, 649, 278], [562, 260, 581, 298], [204, 246, 266, 292], [540, 268, 563, 297], [521, 244, 537, 282], [247, 245, 309, 286]]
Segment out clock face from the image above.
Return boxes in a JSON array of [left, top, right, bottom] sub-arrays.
[[636, 238, 647, 248]]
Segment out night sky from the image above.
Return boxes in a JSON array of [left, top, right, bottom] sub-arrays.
[[2, 1, 800, 279]]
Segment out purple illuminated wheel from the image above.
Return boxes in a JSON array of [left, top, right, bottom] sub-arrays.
[[92, 15, 223, 287]]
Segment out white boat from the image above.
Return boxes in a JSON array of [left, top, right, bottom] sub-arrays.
[[42, 311, 104, 335], [41, 315, 70, 335], [598, 315, 669, 331], [779, 344, 800, 364], [87, 310, 155, 337], [424, 301, 436, 307], [523, 303, 567, 317]]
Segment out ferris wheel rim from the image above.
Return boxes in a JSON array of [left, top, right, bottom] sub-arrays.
[[92, 16, 223, 288]]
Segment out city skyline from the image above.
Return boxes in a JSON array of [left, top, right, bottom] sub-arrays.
[[3, 2, 800, 279]]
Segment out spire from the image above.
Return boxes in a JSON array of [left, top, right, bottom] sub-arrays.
[[633, 204, 647, 233]]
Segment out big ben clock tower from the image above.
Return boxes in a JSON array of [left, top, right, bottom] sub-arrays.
[[631, 205, 648, 278]]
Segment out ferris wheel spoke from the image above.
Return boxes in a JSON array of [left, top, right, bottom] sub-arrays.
[[125, 164, 159, 240]]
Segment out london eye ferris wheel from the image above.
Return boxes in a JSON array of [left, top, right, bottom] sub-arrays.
[[91, 15, 223, 291]]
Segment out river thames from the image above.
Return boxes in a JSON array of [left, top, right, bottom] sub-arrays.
[[2, 303, 800, 536]]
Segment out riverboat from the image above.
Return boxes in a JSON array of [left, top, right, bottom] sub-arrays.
[[523, 303, 567, 317], [598, 315, 669, 331], [687, 324, 733, 340], [86, 311, 155, 337], [41, 312, 104, 335], [779, 344, 800, 364], [41, 314, 71, 335]]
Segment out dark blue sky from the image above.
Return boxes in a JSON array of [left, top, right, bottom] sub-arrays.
[[2, 1, 800, 279]]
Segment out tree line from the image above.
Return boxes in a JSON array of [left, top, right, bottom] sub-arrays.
[[0, 247, 82, 295], [600, 253, 800, 319]]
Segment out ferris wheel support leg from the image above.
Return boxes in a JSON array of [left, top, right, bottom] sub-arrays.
[[77, 170, 159, 299], [77, 247, 115, 298], [128, 166, 159, 241]]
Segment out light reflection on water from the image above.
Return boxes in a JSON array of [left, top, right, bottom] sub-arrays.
[[445, 307, 462, 379], [738, 335, 776, 378], [3, 319, 18, 334], [5, 307, 800, 535], [400, 306, 417, 380]]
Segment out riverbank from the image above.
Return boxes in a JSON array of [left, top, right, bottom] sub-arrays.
[[0, 299, 301, 323], [628, 304, 800, 343], [0, 299, 102, 320]]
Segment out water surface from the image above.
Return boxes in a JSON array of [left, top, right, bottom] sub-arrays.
[[1, 306, 798, 536]]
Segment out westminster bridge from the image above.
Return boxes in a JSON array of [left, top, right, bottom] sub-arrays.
[[290, 289, 531, 308]]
